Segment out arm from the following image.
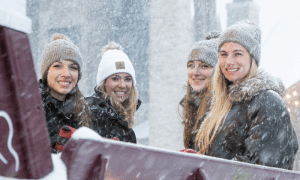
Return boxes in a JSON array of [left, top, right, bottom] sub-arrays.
[[241, 90, 298, 170]]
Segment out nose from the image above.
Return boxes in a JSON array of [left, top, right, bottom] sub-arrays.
[[118, 79, 126, 88], [225, 54, 234, 67], [61, 66, 71, 77], [193, 66, 202, 76]]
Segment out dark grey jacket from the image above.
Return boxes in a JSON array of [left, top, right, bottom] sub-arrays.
[[87, 88, 141, 143], [194, 71, 298, 170], [180, 89, 211, 150]]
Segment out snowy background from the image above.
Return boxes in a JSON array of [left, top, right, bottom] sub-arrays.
[[2, 0, 300, 179]]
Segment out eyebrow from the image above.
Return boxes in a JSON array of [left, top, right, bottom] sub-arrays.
[[233, 49, 245, 52], [220, 49, 245, 53]]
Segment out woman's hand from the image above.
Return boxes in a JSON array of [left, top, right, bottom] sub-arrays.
[[179, 148, 199, 154]]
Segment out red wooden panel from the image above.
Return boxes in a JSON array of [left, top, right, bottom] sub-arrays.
[[62, 128, 300, 180], [0, 26, 53, 179]]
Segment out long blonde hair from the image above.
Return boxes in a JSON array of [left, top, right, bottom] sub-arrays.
[[96, 81, 139, 128], [195, 58, 258, 154], [181, 80, 212, 148]]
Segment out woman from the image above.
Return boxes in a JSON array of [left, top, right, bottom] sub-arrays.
[[40, 33, 93, 153], [194, 20, 298, 170], [87, 42, 141, 143], [180, 31, 220, 150]]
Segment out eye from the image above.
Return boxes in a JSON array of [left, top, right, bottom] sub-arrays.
[[235, 53, 242, 56], [125, 77, 132, 82], [70, 66, 78, 70], [187, 63, 195, 68], [53, 64, 61, 68], [220, 53, 228, 57], [201, 65, 209, 69], [111, 77, 119, 81]]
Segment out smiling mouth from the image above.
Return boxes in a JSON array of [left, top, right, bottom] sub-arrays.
[[194, 79, 205, 82], [58, 81, 71, 85], [115, 92, 126, 95], [226, 68, 238, 72]]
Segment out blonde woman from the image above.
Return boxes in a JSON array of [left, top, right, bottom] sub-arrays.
[[87, 42, 140, 143], [180, 31, 220, 150], [194, 20, 298, 170]]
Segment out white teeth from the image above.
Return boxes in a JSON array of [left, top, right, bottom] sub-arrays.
[[115, 92, 125, 95], [60, 82, 70, 85], [227, 69, 238, 72]]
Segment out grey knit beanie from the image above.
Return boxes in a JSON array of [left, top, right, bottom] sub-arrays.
[[218, 20, 261, 66], [187, 30, 220, 67], [41, 33, 83, 80]]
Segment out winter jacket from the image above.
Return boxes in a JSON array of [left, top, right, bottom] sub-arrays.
[[180, 89, 211, 150], [39, 80, 80, 153], [86, 88, 141, 143], [193, 71, 298, 170]]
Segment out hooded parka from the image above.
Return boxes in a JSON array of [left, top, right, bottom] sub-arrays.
[[40, 80, 80, 153], [193, 71, 298, 170], [87, 88, 141, 143]]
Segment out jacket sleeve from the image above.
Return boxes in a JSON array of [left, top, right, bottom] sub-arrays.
[[239, 90, 298, 170]]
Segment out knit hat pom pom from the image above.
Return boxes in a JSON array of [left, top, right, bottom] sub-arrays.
[[205, 31, 221, 40], [101, 41, 123, 56], [51, 33, 70, 42]]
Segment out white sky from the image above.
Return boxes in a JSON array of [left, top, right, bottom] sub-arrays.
[[216, 0, 300, 88]]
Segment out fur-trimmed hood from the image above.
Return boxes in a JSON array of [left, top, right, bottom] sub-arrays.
[[228, 70, 285, 102]]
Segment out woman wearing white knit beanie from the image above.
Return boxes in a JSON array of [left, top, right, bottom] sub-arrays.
[[87, 42, 141, 143]]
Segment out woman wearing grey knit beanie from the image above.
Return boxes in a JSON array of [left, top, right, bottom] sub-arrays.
[[39, 33, 94, 153], [86, 42, 141, 143], [179, 31, 220, 151], [194, 20, 298, 170]]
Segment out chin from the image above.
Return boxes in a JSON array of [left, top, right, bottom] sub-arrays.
[[192, 86, 204, 92], [58, 90, 72, 95]]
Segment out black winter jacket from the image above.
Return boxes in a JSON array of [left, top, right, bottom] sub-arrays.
[[86, 88, 141, 143], [180, 89, 211, 150], [193, 71, 298, 170], [40, 80, 80, 153]]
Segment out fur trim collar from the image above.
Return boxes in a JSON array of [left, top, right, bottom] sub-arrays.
[[228, 70, 285, 102]]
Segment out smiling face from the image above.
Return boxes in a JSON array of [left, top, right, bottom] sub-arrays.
[[47, 60, 79, 101], [105, 73, 133, 103], [219, 42, 251, 84], [187, 60, 214, 91]]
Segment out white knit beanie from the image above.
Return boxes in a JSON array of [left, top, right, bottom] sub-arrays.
[[96, 42, 136, 86], [218, 19, 261, 66]]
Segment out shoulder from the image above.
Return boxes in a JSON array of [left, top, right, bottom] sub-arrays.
[[256, 90, 287, 109], [229, 70, 285, 103], [86, 94, 105, 107]]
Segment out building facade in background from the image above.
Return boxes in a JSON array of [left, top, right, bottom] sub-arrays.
[[226, 0, 260, 27], [284, 82, 300, 171], [194, 0, 220, 41]]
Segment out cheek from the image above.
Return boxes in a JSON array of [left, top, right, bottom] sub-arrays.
[[219, 64, 226, 73], [187, 69, 193, 77], [71, 72, 79, 81], [204, 69, 214, 78], [47, 72, 55, 83], [126, 83, 133, 91], [104, 81, 113, 93]]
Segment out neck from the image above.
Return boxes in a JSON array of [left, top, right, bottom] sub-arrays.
[[49, 90, 66, 101]]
